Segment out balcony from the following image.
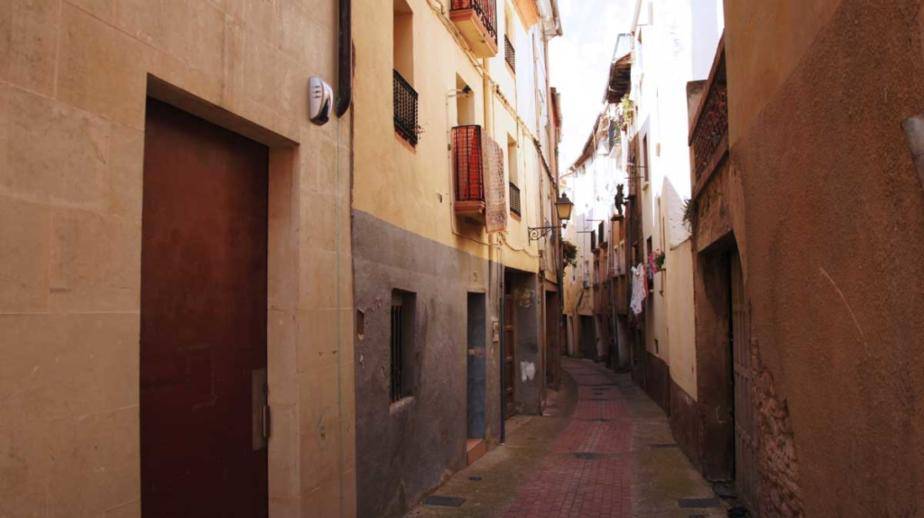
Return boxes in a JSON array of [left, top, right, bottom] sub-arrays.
[[394, 70, 419, 146], [509, 182, 521, 216], [452, 125, 486, 220], [450, 0, 498, 57], [504, 35, 516, 72], [689, 36, 727, 197]]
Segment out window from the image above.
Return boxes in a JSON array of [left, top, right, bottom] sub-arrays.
[[641, 136, 650, 183], [390, 290, 416, 402], [456, 75, 475, 126], [507, 136, 520, 216], [507, 136, 518, 185], [394, 0, 418, 146], [504, 5, 516, 72], [394, 0, 414, 82]]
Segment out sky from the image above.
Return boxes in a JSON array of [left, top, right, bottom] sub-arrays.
[[549, 0, 636, 170]]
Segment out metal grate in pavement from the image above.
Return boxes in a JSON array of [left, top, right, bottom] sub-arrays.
[[423, 495, 465, 507], [573, 452, 603, 460], [677, 497, 721, 508]]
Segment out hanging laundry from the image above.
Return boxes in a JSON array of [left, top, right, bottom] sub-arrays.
[[630, 263, 647, 316]]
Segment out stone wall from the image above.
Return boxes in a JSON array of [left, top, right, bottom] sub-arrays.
[[752, 342, 803, 517], [0, 1, 356, 515]]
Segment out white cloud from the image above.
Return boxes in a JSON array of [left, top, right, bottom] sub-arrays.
[[550, 0, 635, 170]]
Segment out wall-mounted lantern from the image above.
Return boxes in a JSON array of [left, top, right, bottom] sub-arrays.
[[528, 193, 574, 242]]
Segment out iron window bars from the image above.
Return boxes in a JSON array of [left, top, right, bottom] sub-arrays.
[[390, 301, 405, 402], [394, 70, 419, 146], [509, 182, 521, 216], [505, 35, 516, 72]]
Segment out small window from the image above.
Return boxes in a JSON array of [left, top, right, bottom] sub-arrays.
[[455, 75, 475, 126], [390, 290, 416, 402], [393, 0, 414, 82], [507, 136, 518, 185]]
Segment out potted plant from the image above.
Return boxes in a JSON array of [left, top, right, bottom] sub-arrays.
[[651, 249, 666, 272], [562, 239, 578, 269]]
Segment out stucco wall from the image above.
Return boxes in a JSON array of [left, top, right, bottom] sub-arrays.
[[724, 0, 924, 514], [352, 210, 500, 518], [0, 0, 355, 516], [664, 239, 696, 399]]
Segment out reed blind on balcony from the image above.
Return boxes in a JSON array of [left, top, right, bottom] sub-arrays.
[[452, 126, 485, 202]]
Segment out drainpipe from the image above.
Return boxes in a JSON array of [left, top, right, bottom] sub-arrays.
[[335, 0, 352, 117]]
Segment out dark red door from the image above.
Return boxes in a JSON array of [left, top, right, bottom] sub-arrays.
[[141, 99, 268, 517]]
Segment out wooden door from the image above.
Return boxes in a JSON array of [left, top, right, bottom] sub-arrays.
[[730, 253, 757, 510], [503, 294, 516, 418], [141, 99, 269, 517]]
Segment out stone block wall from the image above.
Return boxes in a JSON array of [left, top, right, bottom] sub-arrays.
[[0, 1, 356, 515]]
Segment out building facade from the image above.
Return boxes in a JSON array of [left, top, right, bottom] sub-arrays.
[[0, 0, 356, 516], [563, 0, 722, 403], [350, 0, 563, 516], [685, 0, 924, 515]]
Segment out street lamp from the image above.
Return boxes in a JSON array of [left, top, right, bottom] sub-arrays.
[[528, 193, 574, 242], [554, 193, 574, 222]]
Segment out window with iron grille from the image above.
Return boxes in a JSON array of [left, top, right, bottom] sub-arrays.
[[394, 70, 419, 146], [390, 290, 416, 402], [504, 35, 516, 72], [509, 182, 521, 216]]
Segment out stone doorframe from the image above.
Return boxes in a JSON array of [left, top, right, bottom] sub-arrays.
[[146, 76, 302, 515]]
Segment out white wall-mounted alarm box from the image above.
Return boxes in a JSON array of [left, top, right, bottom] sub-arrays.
[[309, 76, 333, 126]]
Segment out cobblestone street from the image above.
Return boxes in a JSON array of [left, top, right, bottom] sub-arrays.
[[408, 359, 725, 517]]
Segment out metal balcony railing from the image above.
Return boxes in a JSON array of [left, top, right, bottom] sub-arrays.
[[394, 70, 418, 146], [451, 0, 497, 45], [509, 182, 521, 216], [452, 125, 485, 203], [505, 35, 516, 72], [689, 37, 727, 187]]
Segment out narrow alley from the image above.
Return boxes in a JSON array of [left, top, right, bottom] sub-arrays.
[[2, 0, 923, 516], [408, 359, 724, 517]]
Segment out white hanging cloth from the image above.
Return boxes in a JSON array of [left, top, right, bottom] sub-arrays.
[[630, 263, 647, 316]]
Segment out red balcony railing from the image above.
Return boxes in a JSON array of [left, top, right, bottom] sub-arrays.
[[450, 0, 498, 57], [452, 125, 486, 219]]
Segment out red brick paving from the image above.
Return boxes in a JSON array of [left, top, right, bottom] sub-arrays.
[[504, 361, 633, 518]]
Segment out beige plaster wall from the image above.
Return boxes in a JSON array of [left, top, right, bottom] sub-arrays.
[[0, 0, 355, 516], [664, 239, 697, 400]]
